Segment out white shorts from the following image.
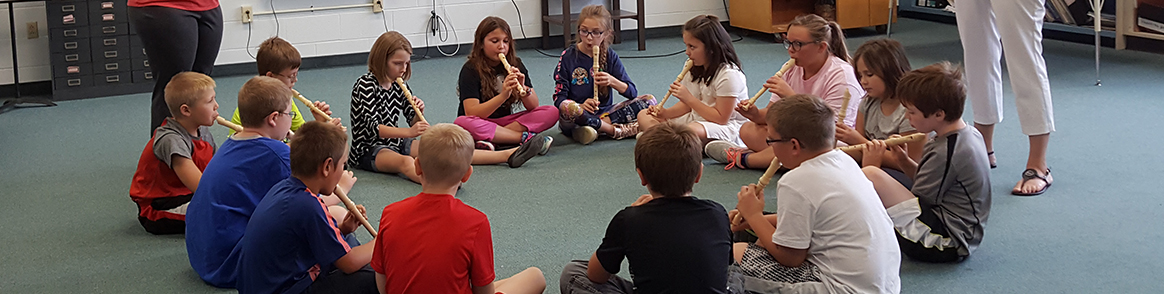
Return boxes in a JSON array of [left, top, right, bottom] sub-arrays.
[[886, 198, 957, 250]]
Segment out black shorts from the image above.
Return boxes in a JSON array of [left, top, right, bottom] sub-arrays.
[[355, 139, 413, 173]]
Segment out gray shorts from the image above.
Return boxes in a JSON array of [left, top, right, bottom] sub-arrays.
[[355, 138, 413, 173]]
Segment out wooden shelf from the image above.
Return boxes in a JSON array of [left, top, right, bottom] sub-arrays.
[[540, 0, 645, 50], [902, 2, 1116, 39], [542, 10, 639, 26]]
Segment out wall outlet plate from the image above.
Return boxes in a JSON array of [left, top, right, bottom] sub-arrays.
[[372, 0, 383, 13], [241, 5, 254, 23], [27, 22, 39, 39]]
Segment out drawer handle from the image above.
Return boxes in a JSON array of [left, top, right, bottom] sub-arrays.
[[65, 54, 79, 62], [63, 15, 75, 24], [143, 60, 150, 67], [104, 38, 117, 46], [104, 51, 118, 58], [102, 2, 114, 9], [68, 79, 82, 86], [62, 5, 75, 12], [106, 63, 119, 70], [103, 26, 116, 34], [145, 72, 153, 79], [106, 75, 120, 83], [64, 42, 78, 49], [141, 48, 148, 55], [64, 29, 77, 37], [103, 14, 114, 22], [67, 66, 80, 74]]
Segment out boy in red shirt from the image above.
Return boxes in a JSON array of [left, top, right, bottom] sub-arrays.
[[371, 123, 545, 294], [129, 72, 218, 234]]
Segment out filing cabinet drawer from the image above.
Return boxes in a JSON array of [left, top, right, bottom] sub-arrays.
[[49, 27, 91, 40], [90, 35, 129, 52], [47, 1, 89, 27], [52, 51, 93, 65], [53, 63, 91, 77], [89, 0, 128, 26], [94, 72, 132, 86], [90, 23, 129, 37], [133, 70, 155, 83], [93, 59, 131, 74], [131, 58, 150, 70], [50, 38, 91, 53], [55, 75, 93, 90]]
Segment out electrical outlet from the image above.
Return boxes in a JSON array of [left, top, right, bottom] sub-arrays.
[[372, 0, 383, 13], [241, 5, 254, 23], [27, 22, 38, 39]]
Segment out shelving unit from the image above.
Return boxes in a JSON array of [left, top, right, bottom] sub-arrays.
[[1116, 0, 1164, 49], [900, 1, 1117, 39]]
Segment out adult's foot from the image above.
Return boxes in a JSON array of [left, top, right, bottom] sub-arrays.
[[1012, 168, 1052, 196]]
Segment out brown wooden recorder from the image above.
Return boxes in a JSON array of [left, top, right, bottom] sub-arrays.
[[216, 116, 243, 133], [751, 133, 927, 189], [498, 53, 528, 97], [334, 186, 377, 238], [837, 88, 852, 123], [592, 46, 600, 104], [655, 59, 695, 107], [291, 89, 330, 120], [741, 58, 797, 110], [394, 78, 427, 123]]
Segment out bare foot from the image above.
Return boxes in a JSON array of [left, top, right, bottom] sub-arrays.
[[1012, 168, 1052, 196]]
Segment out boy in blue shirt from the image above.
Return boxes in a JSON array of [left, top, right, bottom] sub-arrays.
[[236, 121, 377, 294]]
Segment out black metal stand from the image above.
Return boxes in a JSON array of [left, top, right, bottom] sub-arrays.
[[1, 0, 56, 115]]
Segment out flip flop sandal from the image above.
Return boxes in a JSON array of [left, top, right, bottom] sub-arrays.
[[1012, 168, 1052, 196], [988, 151, 997, 169]]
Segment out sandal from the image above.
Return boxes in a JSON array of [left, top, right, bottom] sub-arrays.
[[987, 151, 997, 169], [1012, 168, 1052, 196]]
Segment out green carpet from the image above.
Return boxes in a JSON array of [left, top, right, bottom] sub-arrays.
[[2, 18, 1163, 293]]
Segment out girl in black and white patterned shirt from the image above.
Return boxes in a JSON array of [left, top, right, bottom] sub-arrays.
[[349, 32, 544, 183]]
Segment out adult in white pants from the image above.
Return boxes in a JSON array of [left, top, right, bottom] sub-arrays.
[[955, 0, 1055, 196]]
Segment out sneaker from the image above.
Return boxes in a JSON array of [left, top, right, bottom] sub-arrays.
[[704, 140, 748, 170], [610, 122, 639, 140], [573, 126, 598, 145], [538, 135, 554, 155], [508, 133, 547, 168], [475, 140, 495, 151]]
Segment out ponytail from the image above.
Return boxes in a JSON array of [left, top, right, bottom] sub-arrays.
[[826, 21, 850, 63], [788, 14, 851, 63]]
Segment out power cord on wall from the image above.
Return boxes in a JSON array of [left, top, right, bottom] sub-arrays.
[[508, 0, 738, 59], [245, 0, 284, 59], [421, 0, 460, 58]]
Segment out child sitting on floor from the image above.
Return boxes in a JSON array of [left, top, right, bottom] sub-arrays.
[[861, 62, 992, 263], [129, 72, 218, 235], [372, 123, 545, 294], [228, 37, 316, 136]]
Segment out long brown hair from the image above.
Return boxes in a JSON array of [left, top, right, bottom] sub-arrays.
[[852, 39, 910, 101], [788, 14, 851, 64], [468, 16, 523, 103], [368, 31, 412, 84], [577, 5, 613, 100], [683, 15, 741, 85]]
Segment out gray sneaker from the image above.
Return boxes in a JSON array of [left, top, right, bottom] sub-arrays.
[[508, 133, 548, 168], [572, 126, 598, 145], [705, 140, 749, 170], [538, 135, 554, 155]]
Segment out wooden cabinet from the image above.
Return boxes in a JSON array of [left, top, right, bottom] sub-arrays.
[[729, 0, 896, 34]]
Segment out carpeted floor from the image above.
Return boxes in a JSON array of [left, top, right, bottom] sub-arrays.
[[2, 18, 1163, 293]]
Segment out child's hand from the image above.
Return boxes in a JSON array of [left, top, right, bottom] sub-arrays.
[[502, 74, 522, 97], [668, 81, 693, 103], [728, 209, 750, 232], [735, 101, 762, 122], [594, 71, 622, 88], [835, 122, 864, 145], [327, 117, 346, 132], [645, 104, 662, 118], [885, 134, 911, 166], [409, 121, 430, 137], [340, 204, 367, 235], [412, 96, 425, 112], [582, 98, 600, 113], [313, 101, 333, 117], [630, 194, 653, 207], [862, 140, 888, 168], [764, 76, 793, 98], [736, 184, 766, 218]]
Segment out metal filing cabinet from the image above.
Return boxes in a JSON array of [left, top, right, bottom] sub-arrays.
[[47, 0, 150, 101]]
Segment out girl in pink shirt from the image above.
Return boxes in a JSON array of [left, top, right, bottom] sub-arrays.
[[706, 14, 864, 171]]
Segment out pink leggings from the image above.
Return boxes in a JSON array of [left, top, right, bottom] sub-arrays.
[[454, 105, 558, 142]]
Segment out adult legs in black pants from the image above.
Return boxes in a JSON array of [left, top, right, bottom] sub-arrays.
[[129, 6, 223, 134]]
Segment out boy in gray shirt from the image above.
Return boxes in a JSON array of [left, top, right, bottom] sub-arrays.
[[860, 62, 991, 262]]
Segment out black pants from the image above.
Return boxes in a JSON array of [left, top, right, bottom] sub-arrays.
[[128, 6, 223, 134], [304, 265, 379, 294]]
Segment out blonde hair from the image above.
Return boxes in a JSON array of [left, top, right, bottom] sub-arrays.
[[577, 5, 613, 100], [788, 14, 851, 64], [766, 94, 836, 151], [164, 72, 216, 117], [368, 31, 412, 84], [237, 76, 292, 127], [416, 124, 474, 185]]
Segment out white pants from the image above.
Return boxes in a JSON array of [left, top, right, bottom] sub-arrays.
[[955, 0, 1056, 136]]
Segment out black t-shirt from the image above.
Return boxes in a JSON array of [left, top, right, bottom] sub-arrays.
[[595, 196, 732, 294], [456, 60, 534, 118]]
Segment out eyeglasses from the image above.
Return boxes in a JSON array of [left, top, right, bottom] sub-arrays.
[[765, 137, 794, 146], [579, 29, 606, 38], [780, 36, 821, 52], [274, 71, 298, 80], [280, 110, 297, 119]]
